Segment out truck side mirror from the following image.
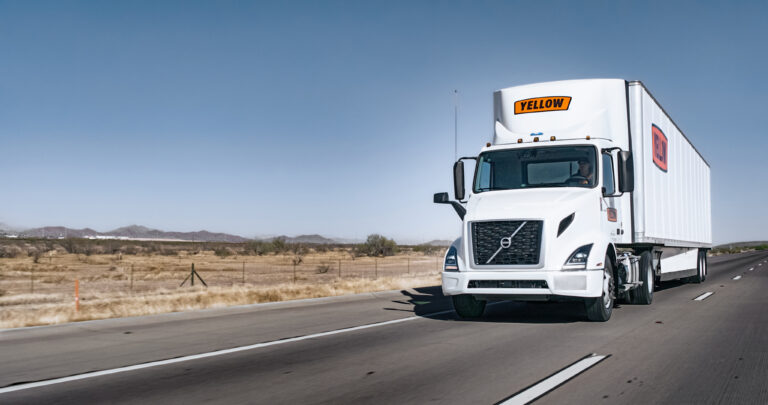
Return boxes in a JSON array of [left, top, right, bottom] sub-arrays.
[[618, 151, 634, 193], [453, 160, 465, 201], [433, 192, 449, 204]]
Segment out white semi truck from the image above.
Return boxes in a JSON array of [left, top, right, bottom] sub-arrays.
[[434, 79, 711, 321]]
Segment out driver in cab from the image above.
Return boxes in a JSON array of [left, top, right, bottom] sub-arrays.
[[567, 158, 594, 186]]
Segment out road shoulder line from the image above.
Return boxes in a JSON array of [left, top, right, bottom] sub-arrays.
[[0, 308, 454, 394], [0, 286, 439, 333]]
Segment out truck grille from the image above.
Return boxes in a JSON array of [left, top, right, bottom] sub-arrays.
[[471, 220, 543, 265]]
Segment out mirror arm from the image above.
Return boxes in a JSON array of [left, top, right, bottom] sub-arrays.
[[449, 202, 466, 220], [433, 192, 466, 220]]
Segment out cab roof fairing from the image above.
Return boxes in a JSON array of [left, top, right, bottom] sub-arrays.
[[492, 79, 630, 151]]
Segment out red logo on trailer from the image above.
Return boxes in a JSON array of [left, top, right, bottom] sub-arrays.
[[652, 124, 668, 172]]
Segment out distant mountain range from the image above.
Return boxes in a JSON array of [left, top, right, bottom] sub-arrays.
[[423, 239, 452, 246], [264, 234, 339, 244], [16, 225, 250, 243], [0, 224, 454, 245]]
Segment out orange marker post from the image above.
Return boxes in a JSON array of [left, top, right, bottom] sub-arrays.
[[75, 279, 80, 312]]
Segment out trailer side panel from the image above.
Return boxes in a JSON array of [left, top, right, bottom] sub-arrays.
[[628, 82, 712, 247]]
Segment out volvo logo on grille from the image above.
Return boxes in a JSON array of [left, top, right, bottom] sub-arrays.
[[500, 237, 512, 248], [486, 221, 527, 264]]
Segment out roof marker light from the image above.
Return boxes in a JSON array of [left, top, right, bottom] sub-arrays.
[[533, 137, 539, 142], [486, 142, 491, 147], [586, 135, 591, 140], [550, 136, 556, 141], [517, 138, 523, 143]]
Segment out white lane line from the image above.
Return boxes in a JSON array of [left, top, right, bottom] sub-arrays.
[[750, 267, 754, 271], [733, 275, 742, 280], [497, 354, 609, 405], [0, 308, 457, 395], [694, 292, 714, 301]]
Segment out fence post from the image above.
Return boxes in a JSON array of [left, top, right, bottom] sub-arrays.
[[242, 261, 246, 284], [130, 264, 134, 291], [338, 259, 341, 278], [407, 257, 410, 275], [75, 279, 80, 312], [375, 257, 378, 279], [30, 267, 34, 294], [293, 263, 297, 283]]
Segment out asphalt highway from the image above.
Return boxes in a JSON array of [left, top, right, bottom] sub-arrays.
[[1, 251, 767, 404]]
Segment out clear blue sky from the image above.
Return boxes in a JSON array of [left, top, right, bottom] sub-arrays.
[[1, 0, 766, 244]]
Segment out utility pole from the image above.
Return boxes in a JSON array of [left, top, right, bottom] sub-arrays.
[[454, 89, 459, 161]]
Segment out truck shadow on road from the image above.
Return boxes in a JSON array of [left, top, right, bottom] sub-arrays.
[[654, 279, 688, 292], [479, 301, 585, 324], [386, 286, 584, 324], [387, 279, 706, 324]]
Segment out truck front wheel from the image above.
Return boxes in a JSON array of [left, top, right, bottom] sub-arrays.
[[585, 256, 614, 322], [452, 295, 486, 319]]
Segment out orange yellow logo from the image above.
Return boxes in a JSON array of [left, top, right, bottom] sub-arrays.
[[514, 96, 571, 114], [652, 124, 668, 172]]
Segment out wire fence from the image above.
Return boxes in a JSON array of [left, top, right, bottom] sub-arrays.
[[0, 254, 444, 299]]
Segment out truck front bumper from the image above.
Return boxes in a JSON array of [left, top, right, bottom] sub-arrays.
[[441, 269, 604, 299]]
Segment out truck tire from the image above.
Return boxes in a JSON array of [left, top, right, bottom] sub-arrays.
[[689, 249, 707, 283], [630, 251, 654, 305], [452, 295, 486, 319], [585, 256, 614, 322]]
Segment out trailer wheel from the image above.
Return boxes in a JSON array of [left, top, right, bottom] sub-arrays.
[[452, 295, 486, 319], [585, 256, 614, 322], [630, 251, 654, 305], [689, 249, 707, 283]]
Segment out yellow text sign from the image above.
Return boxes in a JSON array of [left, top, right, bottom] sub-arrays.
[[514, 96, 571, 114]]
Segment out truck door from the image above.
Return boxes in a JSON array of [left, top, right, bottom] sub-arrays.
[[601, 151, 623, 244]]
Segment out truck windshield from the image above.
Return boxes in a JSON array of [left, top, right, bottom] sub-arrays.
[[473, 146, 597, 192]]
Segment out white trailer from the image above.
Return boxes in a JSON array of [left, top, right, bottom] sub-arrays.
[[434, 79, 711, 321]]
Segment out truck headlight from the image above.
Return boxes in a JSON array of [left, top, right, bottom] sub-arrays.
[[444, 246, 459, 272], [563, 244, 593, 270]]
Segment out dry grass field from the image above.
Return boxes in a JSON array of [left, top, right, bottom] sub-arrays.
[[0, 249, 443, 329]]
